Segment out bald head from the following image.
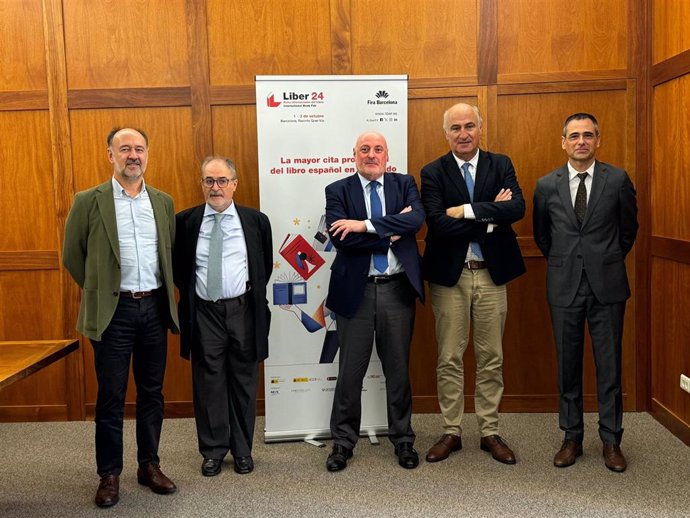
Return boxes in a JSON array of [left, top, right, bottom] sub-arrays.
[[443, 103, 482, 160], [353, 131, 389, 181]]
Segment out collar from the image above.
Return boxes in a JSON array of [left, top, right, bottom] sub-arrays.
[[451, 149, 479, 172], [357, 172, 385, 191], [204, 200, 237, 218], [112, 176, 147, 199], [567, 160, 596, 181]]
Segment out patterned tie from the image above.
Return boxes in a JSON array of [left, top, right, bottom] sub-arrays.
[[207, 213, 224, 301], [462, 163, 484, 260], [574, 172, 588, 226], [369, 181, 388, 273]]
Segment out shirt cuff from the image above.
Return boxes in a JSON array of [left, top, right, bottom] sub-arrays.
[[365, 219, 376, 233], [463, 204, 475, 220]]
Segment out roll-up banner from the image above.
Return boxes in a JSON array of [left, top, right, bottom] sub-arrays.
[[256, 75, 408, 442]]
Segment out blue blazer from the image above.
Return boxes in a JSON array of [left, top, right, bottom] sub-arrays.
[[325, 172, 425, 318], [421, 150, 526, 287]]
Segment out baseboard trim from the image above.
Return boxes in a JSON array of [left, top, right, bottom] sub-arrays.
[[650, 399, 690, 447]]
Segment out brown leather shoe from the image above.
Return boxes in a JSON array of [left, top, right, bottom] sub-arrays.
[[426, 434, 462, 462], [95, 474, 119, 508], [554, 439, 583, 467], [137, 463, 177, 494], [603, 443, 627, 472], [480, 435, 516, 464]]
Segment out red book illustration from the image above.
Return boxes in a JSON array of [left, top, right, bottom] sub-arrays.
[[279, 234, 325, 280]]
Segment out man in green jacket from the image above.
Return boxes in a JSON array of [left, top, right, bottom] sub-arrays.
[[63, 127, 179, 508]]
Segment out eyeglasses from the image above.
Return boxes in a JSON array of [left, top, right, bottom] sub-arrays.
[[201, 177, 235, 188]]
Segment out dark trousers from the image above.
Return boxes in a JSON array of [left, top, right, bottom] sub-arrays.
[[330, 277, 416, 449], [192, 295, 258, 460], [550, 271, 626, 445], [90, 293, 168, 476]]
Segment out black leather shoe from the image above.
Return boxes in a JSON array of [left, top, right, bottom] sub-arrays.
[[326, 444, 353, 472], [234, 456, 254, 474], [395, 442, 419, 469], [201, 458, 222, 477]]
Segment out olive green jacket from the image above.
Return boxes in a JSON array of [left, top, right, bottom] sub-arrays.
[[63, 180, 180, 340]]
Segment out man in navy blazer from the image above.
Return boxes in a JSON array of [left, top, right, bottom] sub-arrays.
[[533, 113, 638, 472], [173, 156, 272, 477], [421, 103, 526, 465], [324, 131, 425, 472]]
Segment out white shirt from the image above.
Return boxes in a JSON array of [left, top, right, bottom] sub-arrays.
[[112, 177, 161, 292], [195, 201, 249, 300], [450, 151, 486, 262], [567, 161, 595, 206], [357, 173, 403, 276]]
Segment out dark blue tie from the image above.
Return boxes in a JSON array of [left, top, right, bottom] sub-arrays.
[[462, 163, 484, 260], [369, 181, 388, 273]]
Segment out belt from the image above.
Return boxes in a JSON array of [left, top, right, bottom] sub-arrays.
[[367, 272, 406, 284], [198, 289, 250, 307], [120, 290, 156, 299], [464, 260, 486, 270]]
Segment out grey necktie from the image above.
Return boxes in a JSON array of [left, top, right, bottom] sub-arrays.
[[207, 213, 224, 302], [462, 163, 483, 260], [574, 172, 588, 226]]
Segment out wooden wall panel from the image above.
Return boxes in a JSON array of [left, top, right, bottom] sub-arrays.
[[497, 88, 629, 238], [63, 0, 190, 89], [210, 105, 260, 209], [207, 0, 332, 86], [68, 107, 197, 205], [651, 75, 690, 240], [652, 0, 690, 64], [0, 0, 46, 91], [651, 258, 690, 426], [350, 0, 477, 81], [0, 111, 57, 250], [497, 0, 628, 82], [0, 0, 657, 424]]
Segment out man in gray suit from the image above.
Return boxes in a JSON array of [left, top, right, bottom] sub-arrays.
[[533, 113, 638, 472]]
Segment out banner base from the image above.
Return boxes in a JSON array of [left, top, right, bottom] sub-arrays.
[[264, 425, 389, 444]]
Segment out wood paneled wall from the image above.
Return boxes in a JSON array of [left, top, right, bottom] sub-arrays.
[[648, 0, 690, 445], [0, 0, 657, 428]]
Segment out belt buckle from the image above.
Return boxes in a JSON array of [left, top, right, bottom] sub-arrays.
[[131, 291, 142, 299]]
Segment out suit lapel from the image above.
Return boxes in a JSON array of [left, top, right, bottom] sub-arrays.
[[556, 166, 580, 229], [235, 205, 256, 277], [188, 205, 205, 267], [95, 181, 120, 262], [148, 187, 169, 254], [383, 173, 400, 213], [473, 150, 489, 200], [348, 173, 368, 220], [442, 152, 471, 201], [583, 161, 606, 228]]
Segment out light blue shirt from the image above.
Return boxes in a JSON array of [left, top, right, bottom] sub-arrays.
[[451, 150, 489, 262], [112, 177, 161, 292], [356, 173, 403, 276], [195, 201, 249, 300]]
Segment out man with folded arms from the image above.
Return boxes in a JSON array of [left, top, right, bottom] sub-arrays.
[[324, 131, 425, 472], [421, 104, 526, 465]]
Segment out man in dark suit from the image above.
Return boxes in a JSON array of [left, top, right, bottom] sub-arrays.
[[324, 131, 425, 472], [421, 103, 525, 465], [533, 113, 638, 472], [63, 127, 179, 508], [173, 156, 272, 477]]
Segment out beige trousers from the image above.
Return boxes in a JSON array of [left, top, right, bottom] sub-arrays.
[[430, 268, 507, 436]]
